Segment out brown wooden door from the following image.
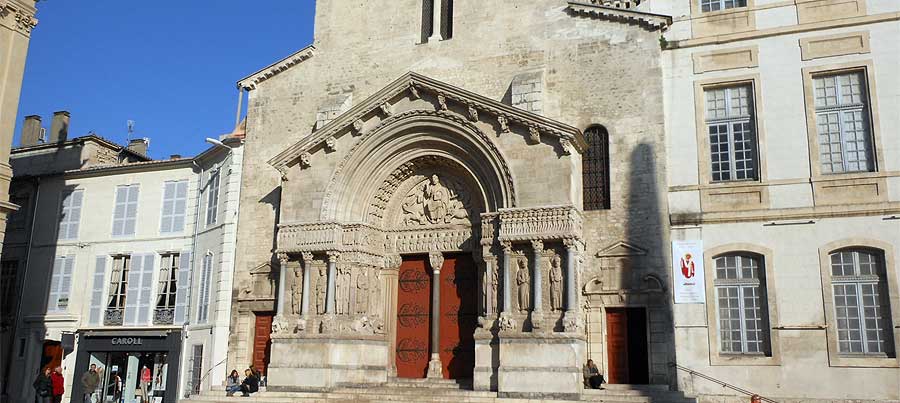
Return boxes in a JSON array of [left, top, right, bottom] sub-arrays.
[[439, 254, 477, 379], [606, 309, 629, 384], [253, 312, 274, 376], [395, 257, 432, 378]]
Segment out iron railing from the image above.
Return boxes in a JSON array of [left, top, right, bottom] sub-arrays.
[[670, 363, 778, 403]]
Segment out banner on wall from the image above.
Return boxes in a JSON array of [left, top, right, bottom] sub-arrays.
[[672, 240, 706, 304]]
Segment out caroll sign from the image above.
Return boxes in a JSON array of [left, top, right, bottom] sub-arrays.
[[111, 337, 143, 345], [672, 240, 706, 304]]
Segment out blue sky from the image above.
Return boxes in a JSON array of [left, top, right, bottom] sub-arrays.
[[14, 0, 316, 158]]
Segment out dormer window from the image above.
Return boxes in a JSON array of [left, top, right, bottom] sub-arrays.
[[421, 0, 453, 43], [700, 0, 746, 12]]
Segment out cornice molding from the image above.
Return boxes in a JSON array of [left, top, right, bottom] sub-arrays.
[[566, 1, 671, 31], [268, 72, 586, 176], [237, 45, 316, 90], [0, 0, 38, 35]]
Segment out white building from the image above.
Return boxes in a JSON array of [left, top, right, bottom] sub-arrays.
[[657, 0, 900, 402], [2, 116, 244, 403]]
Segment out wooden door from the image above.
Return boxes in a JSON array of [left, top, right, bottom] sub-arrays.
[[439, 254, 477, 379], [395, 257, 432, 378], [606, 309, 629, 384], [253, 312, 274, 376]]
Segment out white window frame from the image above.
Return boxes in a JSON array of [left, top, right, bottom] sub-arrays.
[[107, 255, 131, 311], [700, 0, 747, 12], [205, 170, 220, 226], [813, 71, 875, 174], [704, 84, 758, 182], [830, 249, 892, 356], [112, 184, 140, 237], [58, 189, 83, 240], [160, 180, 188, 234], [713, 254, 770, 355]]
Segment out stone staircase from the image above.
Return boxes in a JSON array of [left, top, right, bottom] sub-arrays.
[[182, 379, 696, 403]]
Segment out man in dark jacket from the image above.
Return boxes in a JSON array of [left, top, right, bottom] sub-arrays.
[[239, 368, 259, 397], [81, 364, 103, 403]]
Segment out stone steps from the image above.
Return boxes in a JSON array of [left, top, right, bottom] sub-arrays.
[[182, 383, 695, 403]]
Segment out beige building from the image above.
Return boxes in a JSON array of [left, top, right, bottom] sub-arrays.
[[0, 0, 38, 244], [1, 114, 245, 403], [221, 0, 681, 401], [658, 0, 900, 402]]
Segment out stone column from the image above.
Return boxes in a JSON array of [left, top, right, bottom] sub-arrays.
[[427, 251, 444, 378], [483, 257, 496, 315], [564, 241, 577, 311], [500, 243, 512, 313], [300, 252, 313, 316], [276, 253, 289, 316], [384, 255, 402, 377], [531, 240, 545, 331], [326, 251, 340, 315]]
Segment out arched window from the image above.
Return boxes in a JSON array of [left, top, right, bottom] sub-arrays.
[[583, 126, 610, 211], [713, 253, 771, 355], [829, 248, 893, 355]]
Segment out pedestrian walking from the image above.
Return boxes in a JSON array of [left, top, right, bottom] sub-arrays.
[[32, 367, 53, 403]]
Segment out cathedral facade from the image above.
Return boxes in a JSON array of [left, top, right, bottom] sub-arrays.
[[229, 0, 672, 399]]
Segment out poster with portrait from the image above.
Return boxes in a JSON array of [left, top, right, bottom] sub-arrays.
[[672, 240, 706, 304]]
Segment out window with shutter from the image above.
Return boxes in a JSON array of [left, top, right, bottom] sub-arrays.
[[47, 256, 75, 313], [155, 253, 179, 325], [174, 251, 192, 325], [205, 171, 220, 226], [197, 253, 214, 324], [112, 185, 140, 237], [105, 255, 130, 326], [124, 254, 144, 326], [58, 189, 83, 240], [88, 256, 107, 325], [136, 254, 155, 325], [160, 181, 188, 234]]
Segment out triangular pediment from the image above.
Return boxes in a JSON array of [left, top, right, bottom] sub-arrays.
[[268, 72, 585, 175], [596, 240, 647, 257], [249, 262, 273, 275]]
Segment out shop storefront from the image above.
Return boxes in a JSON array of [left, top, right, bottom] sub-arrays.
[[71, 330, 182, 403]]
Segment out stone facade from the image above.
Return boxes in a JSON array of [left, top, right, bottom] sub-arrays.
[[659, 0, 900, 402], [229, 0, 672, 399]]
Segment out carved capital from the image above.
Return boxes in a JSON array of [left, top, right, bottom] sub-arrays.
[[500, 241, 513, 254], [428, 251, 444, 273], [300, 252, 314, 265], [326, 251, 341, 264], [563, 238, 579, 249], [384, 254, 403, 270], [277, 252, 290, 265], [530, 240, 544, 253]]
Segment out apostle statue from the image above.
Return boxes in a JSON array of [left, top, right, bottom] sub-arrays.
[[316, 267, 327, 315], [549, 256, 563, 311], [516, 259, 530, 312], [356, 269, 369, 315], [336, 266, 351, 315], [291, 267, 303, 315]]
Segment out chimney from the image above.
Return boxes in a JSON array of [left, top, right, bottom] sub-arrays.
[[169, 154, 182, 160], [20, 115, 43, 146], [127, 138, 149, 156], [49, 111, 70, 143]]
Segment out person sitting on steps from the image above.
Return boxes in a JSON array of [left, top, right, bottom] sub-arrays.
[[239, 368, 259, 397], [225, 370, 241, 397], [583, 359, 606, 389]]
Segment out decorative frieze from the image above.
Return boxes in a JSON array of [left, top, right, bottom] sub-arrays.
[[497, 205, 583, 242], [278, 222, 342, 252]]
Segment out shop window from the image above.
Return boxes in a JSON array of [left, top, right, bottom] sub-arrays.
[[155, 254, 179, 325], [91, 351, 169, 403], [105, 255, 131, 326]]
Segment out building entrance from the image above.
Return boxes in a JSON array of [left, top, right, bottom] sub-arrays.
[[606, 307, 649, 384], [395, 254, 477, 379]]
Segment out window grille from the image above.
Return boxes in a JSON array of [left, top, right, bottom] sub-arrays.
[[700, 0, 747, 12], [583, 126, 611, 211], [704, 85, 758, 182], [814, 72, 874, 174], [714, 254, 770, 354], [830, 249, 893, 355]]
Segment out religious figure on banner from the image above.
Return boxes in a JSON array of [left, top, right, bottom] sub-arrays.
[[680, 253, 696, 279], [316, 267, 327, 314], [549, 256, 563, 311], [516, 259, 530, 312]]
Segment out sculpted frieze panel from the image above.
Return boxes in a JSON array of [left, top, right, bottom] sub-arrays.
[[400, 174, 471, 226]]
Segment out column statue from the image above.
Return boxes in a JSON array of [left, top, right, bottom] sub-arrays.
[[316, 267, 327, 315], [550, 256, 563, 312], [516, 259, 530, 312]]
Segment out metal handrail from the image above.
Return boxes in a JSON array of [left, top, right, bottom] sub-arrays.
[[669, 363, 779, 403]]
